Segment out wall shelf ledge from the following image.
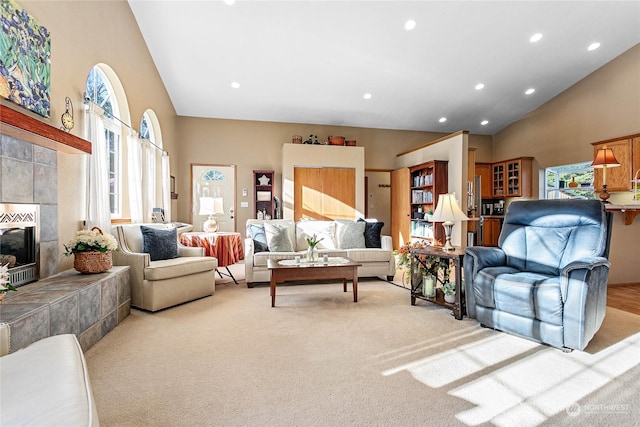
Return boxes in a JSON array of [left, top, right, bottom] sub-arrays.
[[1, 106, 91, 154], [606, 204, 640, 225]]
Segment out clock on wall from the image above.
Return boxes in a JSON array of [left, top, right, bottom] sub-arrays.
[[60, 96, 74, 131]]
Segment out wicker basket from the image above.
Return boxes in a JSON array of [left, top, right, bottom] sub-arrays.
[[74, 251, 113, 274]]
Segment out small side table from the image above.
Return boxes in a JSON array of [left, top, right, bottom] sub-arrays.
[[409, 246, 465, 320], [179, 232, 244, 284]]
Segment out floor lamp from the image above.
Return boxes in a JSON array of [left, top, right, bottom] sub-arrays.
[[199, 196, 224, 232], [590, 147, 620, 203], [431, 194, 469, 251]]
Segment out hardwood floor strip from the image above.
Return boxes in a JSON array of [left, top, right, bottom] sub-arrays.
[[607, 284, 640, 315]]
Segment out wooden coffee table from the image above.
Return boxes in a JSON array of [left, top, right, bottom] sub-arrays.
[[267, 258, 362, 307]]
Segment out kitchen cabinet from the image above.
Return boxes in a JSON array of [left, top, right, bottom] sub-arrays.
[[492, 157, 533, 198], [475, 163, 493, 198], [633, 137, 640, 178], [592, 137, 633, 192], [482, 217, 502, 247], [409, 160, 448, 244], [492, 162, 505, 197]]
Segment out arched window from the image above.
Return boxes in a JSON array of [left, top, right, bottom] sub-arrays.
[[86, 67, 122, 217]]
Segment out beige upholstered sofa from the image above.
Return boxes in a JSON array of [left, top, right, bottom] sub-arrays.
[[245, 219, 396, 286], [113, 223, 217, 311], [0, 323, 100, 426]]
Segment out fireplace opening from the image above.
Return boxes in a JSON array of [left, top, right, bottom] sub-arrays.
[[0, 203, 39, 287]]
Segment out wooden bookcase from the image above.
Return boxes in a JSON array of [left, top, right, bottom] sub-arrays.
[[253, 170, 274, 219], [408, 160, 448, 244]]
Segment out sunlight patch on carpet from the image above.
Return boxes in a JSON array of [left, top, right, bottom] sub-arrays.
[[454, 332, 639, 425]]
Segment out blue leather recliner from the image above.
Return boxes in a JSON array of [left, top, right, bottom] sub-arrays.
[[464, 199, 612, 351]]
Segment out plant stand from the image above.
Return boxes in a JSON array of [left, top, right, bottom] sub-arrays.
[[409, 246, 466, 320]]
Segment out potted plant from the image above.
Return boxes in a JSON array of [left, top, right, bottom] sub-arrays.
[[0, 263, 17, 303], [424, 209, 434, 221], [393, 241, 451, 288], [305, 233, 323, 262], [442, 281, 456, 303], [64, 227, 118, 274]]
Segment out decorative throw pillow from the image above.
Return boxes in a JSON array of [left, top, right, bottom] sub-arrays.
[[295, 220, 337, 249], [336, 221, 366, 249], [357, 218, 384, 248], [264, 222, 294, 252], [141, 225, 178, 261], [248, 223, 269, 253]]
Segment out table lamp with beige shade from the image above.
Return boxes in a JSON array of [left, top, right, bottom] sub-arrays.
[[431, 193, 468, 251]]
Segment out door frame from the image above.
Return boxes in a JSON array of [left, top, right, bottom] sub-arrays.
[[190, 163, 237, 232]]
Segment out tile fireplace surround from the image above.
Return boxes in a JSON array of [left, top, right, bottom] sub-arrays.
[[0, 132, 59, 280]]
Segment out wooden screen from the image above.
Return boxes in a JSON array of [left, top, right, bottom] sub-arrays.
[[294, 167, 355, 221]]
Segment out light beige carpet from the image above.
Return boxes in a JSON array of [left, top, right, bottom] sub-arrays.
[[86, 264, 640, 426]]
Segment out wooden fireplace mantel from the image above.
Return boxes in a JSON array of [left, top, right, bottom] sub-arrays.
[[0, 106, 91, 154]]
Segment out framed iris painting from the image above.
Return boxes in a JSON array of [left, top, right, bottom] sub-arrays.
[[0, 0, 51, 117]]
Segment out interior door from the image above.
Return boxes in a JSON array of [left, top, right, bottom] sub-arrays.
[[390, 167, 410, 250], [191, 164, 237, 232]]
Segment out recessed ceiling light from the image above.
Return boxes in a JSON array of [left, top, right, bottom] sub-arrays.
[[439, 117, 447, 123], [231, 81, 240, 89], [525, 88, 535, 95], [481, 120, 489, 126], [404, 20, 416, 31], [530, 33, 543, 43], [363, 93, 372, 100], [475, 83, 485, 90], [223, 0, 236, 5], [588, 42, 601, 51]]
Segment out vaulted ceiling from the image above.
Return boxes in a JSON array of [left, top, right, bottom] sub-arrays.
[[128, 1, 640, 135]]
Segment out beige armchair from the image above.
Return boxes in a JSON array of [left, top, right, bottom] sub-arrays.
[[113, 223, 217, 312]]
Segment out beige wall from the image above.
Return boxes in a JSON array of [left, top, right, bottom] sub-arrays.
[[174, 117, 456, 235], [4, 1, 178, 272], [493, 44, 640, 284]]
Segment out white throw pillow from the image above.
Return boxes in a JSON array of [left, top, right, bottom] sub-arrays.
[[336, 221, 366, 249], [264, 222, 294, 252], [295, 221, 337, 249]]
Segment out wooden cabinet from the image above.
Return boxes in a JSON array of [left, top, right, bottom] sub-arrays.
[[505, 157, 533, 197], [633, 137, 640, 179], [253, 170, 274, 219], [482, 217, 502, 247], [592, 138, 633, 192], [408, 160, 448, 244], [492, 162, 505, 197], [491, 157, 532, 198], [475, 163, 493, 198]]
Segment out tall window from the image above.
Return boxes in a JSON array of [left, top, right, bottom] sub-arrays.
[[86, 67, 122, 216]]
